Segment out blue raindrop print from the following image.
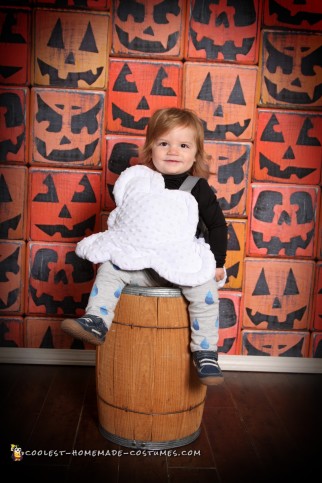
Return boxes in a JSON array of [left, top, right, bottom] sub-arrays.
[[100, 306, 108, 316], [200, 338, 210, 350], [114, 287, 122, 298], [215, 316, 219, 329], [90, 284, 98, 297], [205, 290, 215, 305], [193, 319, 200, 331]]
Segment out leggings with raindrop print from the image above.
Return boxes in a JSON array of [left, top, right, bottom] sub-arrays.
[[85, 260, 220, 352]]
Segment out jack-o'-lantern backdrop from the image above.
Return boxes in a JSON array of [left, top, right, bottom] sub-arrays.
[[0, 0, 321, 359]]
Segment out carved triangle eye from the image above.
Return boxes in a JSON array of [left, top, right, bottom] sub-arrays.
[[197, 73, 213, 101], [252, 269, 270, 295], [48, 19, 64, 49], [283, 269, 299, 295], [228, 76, 246, 106], [80, 22, 98, 53]]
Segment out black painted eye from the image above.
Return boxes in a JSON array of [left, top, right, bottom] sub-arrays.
[[252, 269, 270, 295], [36, 94, 62, 133], [253, 191, 282, 222], [117, 0, 145, 22], [291, 192, 313, 224], [154, 0, 180, 24], [283, 269, 299, 295], [33, 175, 58, 203]]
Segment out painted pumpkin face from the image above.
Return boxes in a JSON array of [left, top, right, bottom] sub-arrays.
[[33, 9, 109, 89], [242, 330, 309, 357], [0, 317, 23, 347], [263, 0, 322, 31], [0, 8, 30, 85], [0, 165, 27, 240], [218, 291, 241, 355], [248, 184, 319, 258], [107, 58, 182, 134], [184, 62, 257, 140], [29, 168, 101, 242], [25, 316, 93, 350], [260, 30, 322, 109], [254, 109, 322, 184], [187, 0, 260, 63], [0, 240, 25, 315], [206, 141, 251, 216], [28, 242, 95, 316], [112, 0, 184, 58], [0, 87, 28, 163], [225, 218, 246, 290], [104, 135, 144, 211], [31, 88, 104, 167], [243, 258, 314, 330]]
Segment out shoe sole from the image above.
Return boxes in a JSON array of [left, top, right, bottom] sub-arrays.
[[61, 319, 104, 346], [199, 375, 224, 386]]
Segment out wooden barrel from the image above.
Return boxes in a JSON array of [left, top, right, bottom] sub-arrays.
[[96, 286, 207, 450]]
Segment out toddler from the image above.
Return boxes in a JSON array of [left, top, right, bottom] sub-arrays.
[[62, 107, 228, 385]]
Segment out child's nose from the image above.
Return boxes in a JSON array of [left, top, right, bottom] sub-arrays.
[[167, 145, 179, 154]]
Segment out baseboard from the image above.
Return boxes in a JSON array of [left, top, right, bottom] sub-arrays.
[[0, 348, 322, 374]]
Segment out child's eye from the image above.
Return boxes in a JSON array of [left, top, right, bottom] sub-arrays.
[[181, 143, 189, 148], [159, 141, 168, 146]]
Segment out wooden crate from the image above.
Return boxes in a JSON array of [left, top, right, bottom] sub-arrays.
[[218, 290, 242, 355], [26, 241, 96, 317], [183, 62, 258, 141], [103, 134, 144, 211], [0, 316, 23, 347], [30, 88, 105, 167], [258, 30, 322, 109], [24, 316, 94, 349], [106, 58, 182, 135], [0, 87, 29, 164], [32, 8, 110, 89], [0, 7, 31, 86], [253, 109, 322, 185], [263, 0, 322, 31], [225, 218, 247, 290], [185, 0, 261, 64], [247, 183, 320, 258], [0, 165, 28, 240], [0, 240, 25, 315], [241, 329, 310, 356], [312, 261, 322, 331], [110, 0, 186, 59], [309, 332, 322, 358], [206, 140, 252, 217], [28, 167, 102, 242], [242, 257, 315, 330]]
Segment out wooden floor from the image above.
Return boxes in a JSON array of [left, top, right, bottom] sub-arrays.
[[1, 363, 321, 483]]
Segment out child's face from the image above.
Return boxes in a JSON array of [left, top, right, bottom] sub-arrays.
[[151, 125, 197, 175]]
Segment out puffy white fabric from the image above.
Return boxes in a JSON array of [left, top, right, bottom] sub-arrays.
[[76, 165, 216, 286]]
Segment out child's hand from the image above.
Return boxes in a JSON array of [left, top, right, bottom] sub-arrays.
[[215, 267, 225, 283]]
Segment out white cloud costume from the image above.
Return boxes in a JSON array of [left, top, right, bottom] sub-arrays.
[[76, 165, 216, 287]]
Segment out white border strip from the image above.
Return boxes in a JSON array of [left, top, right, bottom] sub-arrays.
[[0, 348, 322, 373]]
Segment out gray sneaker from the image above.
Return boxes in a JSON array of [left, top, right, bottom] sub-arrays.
[[61, 314, 107, 346], [192, 350, 224, 386]]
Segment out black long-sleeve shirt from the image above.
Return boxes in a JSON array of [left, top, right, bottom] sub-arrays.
[[162, 172, 228, 268]]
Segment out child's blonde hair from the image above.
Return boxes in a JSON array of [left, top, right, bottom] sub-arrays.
[[139, 108, 211, 178]]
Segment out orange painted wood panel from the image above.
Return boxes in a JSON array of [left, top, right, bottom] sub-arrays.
[[253, 109, 322, 185], [26, 241, 96, 317], [28, 167, 102, 242], [24, 316, 94, 349], [185, 0, 261, 64], [30, 88, 105, 167], [0, 316, 23, 347], [106, 58, 182, 135], [33, 1, 110, 10], [206, 140, 252, 217], [225, 217, 246, 290], [241, 329, 310, 357], [111, 0, 186, 59], [247, 183, 320, 258], [309, 332, 322, 358], [184, 62, 258, 141], [242, 257, 315, 331], [218, 290, 241, 355], [0, 240, 25, 315], [0, 7, 31, 85], [312, 262, 322, 331], [258, 29, 322, 109], [263, 0, 322, 31], [103, 134, 144, 211], [0, 165, 28, 240], [0, 87, 29, 164], [32, 8, 110, 89]]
